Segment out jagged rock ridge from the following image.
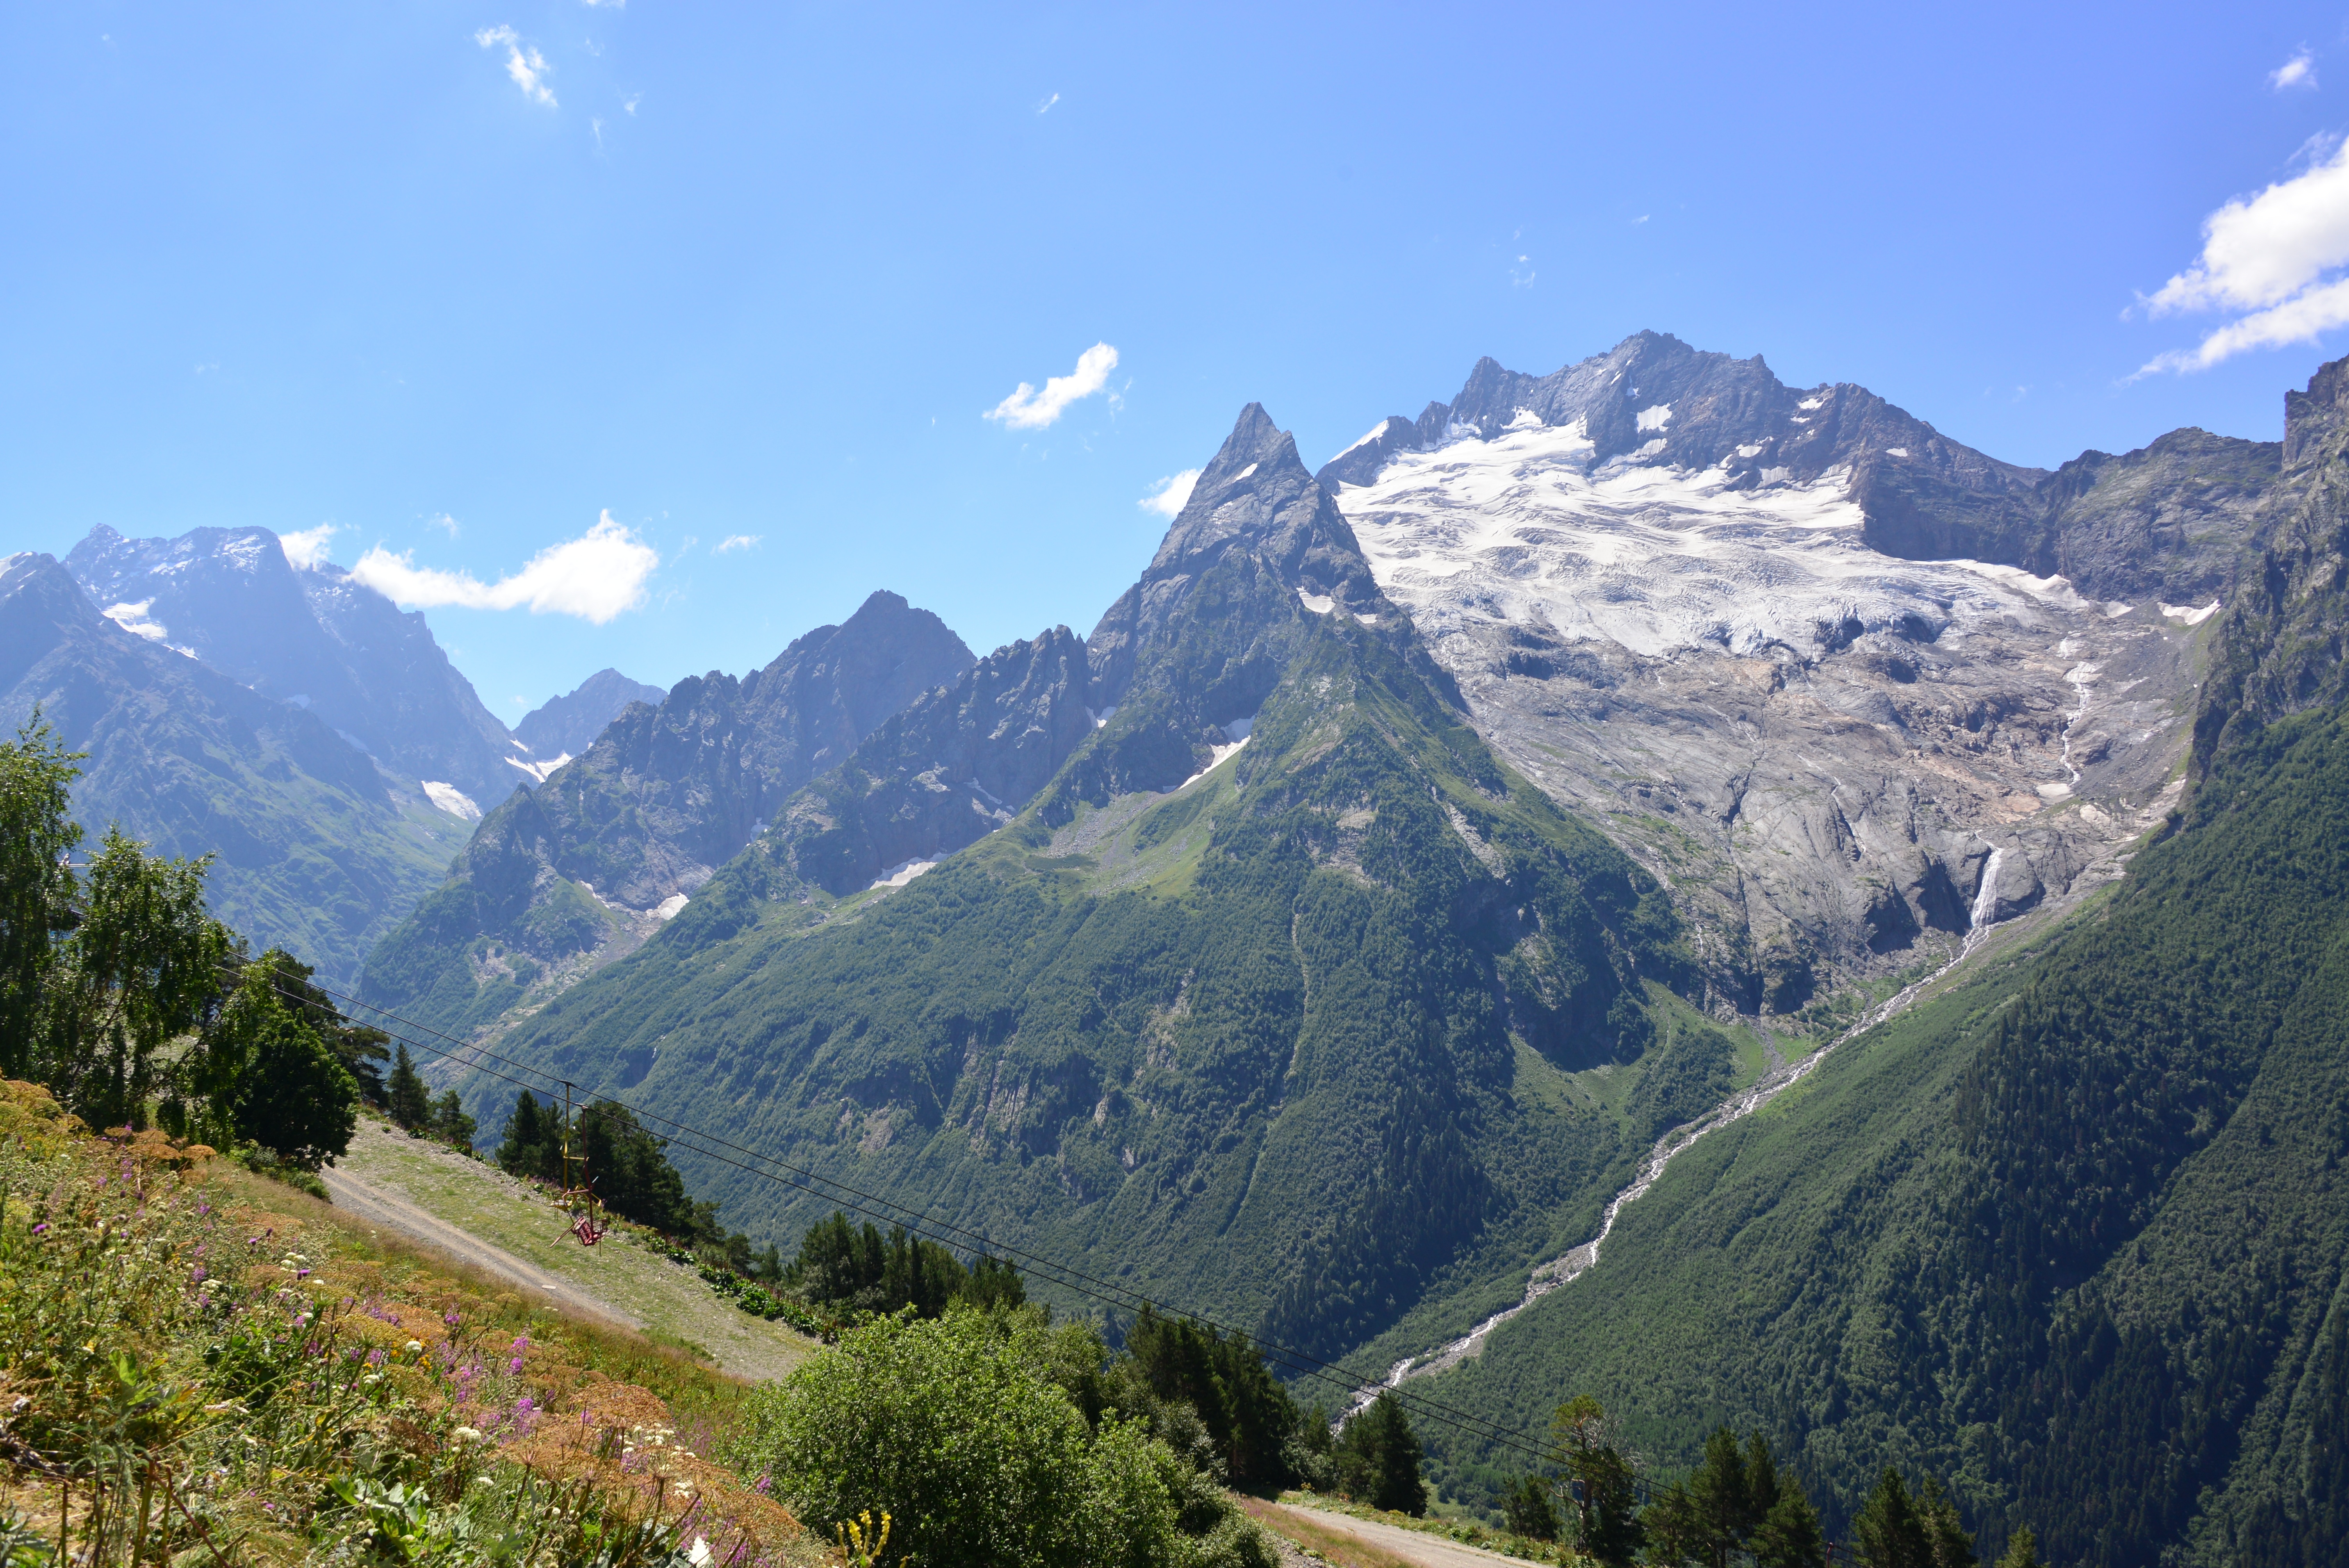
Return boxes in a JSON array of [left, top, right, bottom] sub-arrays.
[[64, 525, 524, 814], [0, 552, 456, 983]]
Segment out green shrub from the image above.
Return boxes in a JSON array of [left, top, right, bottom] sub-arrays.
[[731, 1304, 1271, 1568]]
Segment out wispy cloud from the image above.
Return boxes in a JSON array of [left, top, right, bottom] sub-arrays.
[[1037, 92, 1060, 114], [427, 512, 460, 538], [581, 0, 624, 8], [279, 524, 338, 570], [1139, 470, 1201, 519], [985, 342, 1119, 430], [2138, 136, 2349, 372], [475, 25, 556, 107], [350, 511, 658, 622], [623, 93, 641, 115], [713, 534, 761, 554], [2272, 49, 2317, 91]]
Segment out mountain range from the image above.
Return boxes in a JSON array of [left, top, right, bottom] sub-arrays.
[[1, 527, 661, 982], [21, 327, 2345, 1561]]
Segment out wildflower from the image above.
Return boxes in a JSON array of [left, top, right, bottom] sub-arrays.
[[190, 1266, 207, 1284], [510, 1334, 529, 1352], [367, 1349, 387, 1367], [405, 1340, 424, 1354], [452, 1426, 484, 1443], [688, 1540, 713, 1567], [29, 1224, 45, 1237], [444, 1310, 460, 1327], [508, 1356, 523, 1375]]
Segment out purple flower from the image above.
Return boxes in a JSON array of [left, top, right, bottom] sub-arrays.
[[444, 1310, 461, 1327], [510, 1334, 529, 1352], [509, 1356, 524, 1375], [190, 1267, 207, 1284], [29, 1223, 46, 1237], [367, 1349, 386, 1367]]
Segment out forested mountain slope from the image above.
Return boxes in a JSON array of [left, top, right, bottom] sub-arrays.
[[1410, 355, 2349, 1567], [462, 405, 1719, 1354], [0, 552, 457, 982], [359, 590, 972, 1036]]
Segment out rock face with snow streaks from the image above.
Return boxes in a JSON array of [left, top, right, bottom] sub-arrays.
[[357, 590, 973, 1034], [1322, 333, 2279, 1010], [64, 525, 524, 813]]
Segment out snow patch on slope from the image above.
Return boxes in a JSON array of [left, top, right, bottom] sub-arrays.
[[421, 781, 481, 821]]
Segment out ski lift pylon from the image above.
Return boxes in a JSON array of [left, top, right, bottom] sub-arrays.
[[554, 1082, 607, 1245]]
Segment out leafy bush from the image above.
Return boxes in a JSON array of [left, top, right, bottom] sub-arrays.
[[731, 1304, 1274, 1568]]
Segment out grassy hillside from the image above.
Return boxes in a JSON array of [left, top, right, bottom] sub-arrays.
[[1417, 697, 2349, 1566]]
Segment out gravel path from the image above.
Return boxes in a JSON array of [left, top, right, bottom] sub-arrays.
[[1243, 1499, 1539, 1568], [319, 1160, 643, 1332]]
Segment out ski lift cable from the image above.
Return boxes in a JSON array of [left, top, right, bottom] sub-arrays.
[[228, 966, 1562, 1466]]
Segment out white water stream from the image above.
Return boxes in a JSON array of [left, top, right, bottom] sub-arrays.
[[1346, 855, 2015, 1417]]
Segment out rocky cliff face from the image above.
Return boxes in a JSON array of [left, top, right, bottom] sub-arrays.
[[64, 526, 524, 814], [0, 553, 455, 983], [1321, 334, 2280, 1011], [512, 669, 667, 766], [2193, 358, 2349, 775], [357, 590, 973, 1034]]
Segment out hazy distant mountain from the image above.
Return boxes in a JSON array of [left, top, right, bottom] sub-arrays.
[[64, 525, 523, 815], [511, 669, 667, 766], [0, 552, 458, 984], [358, 590, 973, 1035]]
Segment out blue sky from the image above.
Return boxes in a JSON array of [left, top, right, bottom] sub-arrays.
[[6, 2, 2347, 717]]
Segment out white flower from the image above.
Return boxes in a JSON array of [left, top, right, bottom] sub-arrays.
[[452, 1426, 484, 1443], [688, 1539, 713, 1567], [405, 1340, 424, 1354]]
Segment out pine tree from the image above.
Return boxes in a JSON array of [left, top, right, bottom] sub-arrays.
[[1993, 1526, 2041, 1568], [386, 1042, 430, 1131], [1501, 1475, 1561, 1540], [1854, 1470, 1934, 1568], [428, 1089, 476, 1151], [1919, 1477, 1977, 1568], [1335, 1390, 1425, 1515], [1550, 1396, 1644, 1566]]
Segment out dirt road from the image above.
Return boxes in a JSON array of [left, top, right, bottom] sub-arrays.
[[319, 1161, 643, 1332], [1239, 1497, 1543, 1568]]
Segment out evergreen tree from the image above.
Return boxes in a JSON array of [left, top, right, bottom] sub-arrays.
[[1550, 1395, 1643, 1565], [1750, 1484, 1829, 1568], [428, 1089, 476, 1151], [1919, 1477, 1977, 1568], [245, 948, 389, 1103], [385, 1042, 431, 1130], [1854, 1470, 1934, 1568], [1334, 1390, 1425, 1515], [1993, 1526, 2041, 1568], [1501, 1475, 1561, 1540], [496, 1089, 560, 1179], [964, 1254, 1027, 1311], [1125, 1306, 1303, 1490]]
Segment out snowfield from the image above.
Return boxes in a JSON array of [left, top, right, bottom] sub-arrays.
[[1330, 421, 2122, 660]]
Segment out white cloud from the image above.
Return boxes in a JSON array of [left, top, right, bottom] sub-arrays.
[[623, 93, 641, 115], [2272, 50, 2317, 91], [713, 534, 761, 553], [582, 0, 624, 8], [475, 25, 556, 107], [1038, 92, 1060, 114], [2139, 136, 2349, 371], [1139, 469, 1201, 519], [427, 512, 460, 538], [985, 342, 1119, 429], [279, 524, 338, 570], [350, 511, 658, 623]]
